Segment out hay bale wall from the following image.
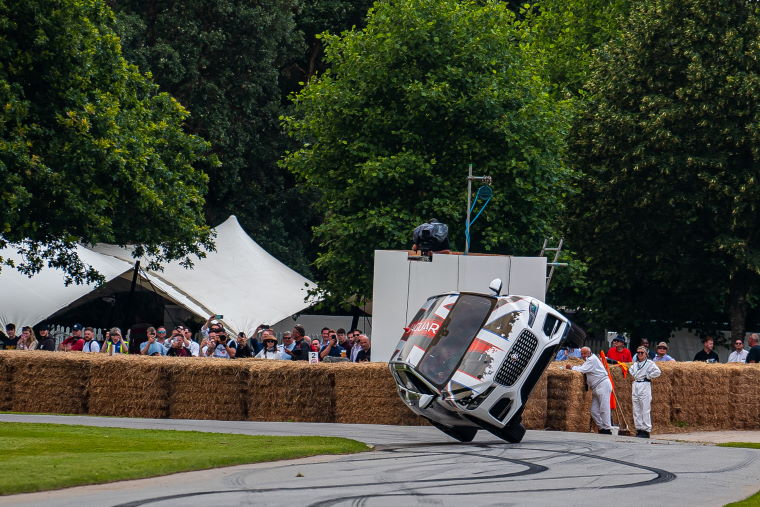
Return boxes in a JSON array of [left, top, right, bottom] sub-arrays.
[[88, 355, 169, 418], [333, 362, 427, 425], [0, 353, 12, 411], [522, 371, 548, 430], [1, 351, 759, 434], [4, 351, 91, 414], [167, 359, 248, 420], [247, 361, 335, 422]]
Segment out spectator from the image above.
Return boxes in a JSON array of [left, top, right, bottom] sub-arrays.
[[555, 346, 582, 361], [693, 336, 719, 362], [182, 327, 200, 357], [247, 329, 263, 356], [139, 327, 165, 356], [337, 328, 351, 352], [255, 332, 287, 359], [635, 338, 656, 360], [0, 323, 18, 349], [102, 327, 129, 354], [607, 335, 632, 363], [35, 324, 55, 351], [565, 347, 613, 434], [203, 327, 236, 358], [234, 332, 255, 358], [320, 330, 344, 359], [310, 339, 321, 353], [166, 333, 191, 356], [59, 324, 85, 352], [17, 326, 38, 350], [746, 334, 760, 364], [82, 327, 100, 353], [350, 329, 363, 362], [629, 346, 661, 438], [653, 342, 675, 362], [728, 338, 749, 363], [200, 314, 223, 340], [319, 327, 331, 347], [279, 331, 296, 360], [355, 335, 371, 362], [290, 325, 311, 361]]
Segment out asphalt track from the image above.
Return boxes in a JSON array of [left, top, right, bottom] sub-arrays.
[[1, 414, 759, 506]]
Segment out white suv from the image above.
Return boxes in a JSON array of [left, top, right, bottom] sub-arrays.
[[388, 280, 585, 443]]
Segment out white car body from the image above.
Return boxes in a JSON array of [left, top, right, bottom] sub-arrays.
[[388, 288, 584, 442]]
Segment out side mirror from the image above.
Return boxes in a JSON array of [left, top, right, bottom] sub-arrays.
[[489, 278, 502, 296]]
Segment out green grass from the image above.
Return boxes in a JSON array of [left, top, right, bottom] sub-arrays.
[[721, 443, 760, 506], [0, 423, 369, 495]]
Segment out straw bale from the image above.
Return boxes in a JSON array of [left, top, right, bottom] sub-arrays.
[[332, 362, 427, 426], [6, 351, 91, 414], [727, 363, 760, 430], [545, 368, 591, 432], [166, 357, 249, 420], [87, 355, 169, 418], [0, 352, 12, 411], [247, 361, 335, 422], [669, 362, 731, 429], [522, 370, 548, 430]]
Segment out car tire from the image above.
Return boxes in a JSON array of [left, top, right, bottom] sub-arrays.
[[564, 322, 586, 349], [426, 419, 479, 442], [481, 413, 527, 443]]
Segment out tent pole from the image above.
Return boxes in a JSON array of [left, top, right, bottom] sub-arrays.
[[125, 261, 140, 353]]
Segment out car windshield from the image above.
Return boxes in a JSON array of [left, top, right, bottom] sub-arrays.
[[416, 294, 495, 387]]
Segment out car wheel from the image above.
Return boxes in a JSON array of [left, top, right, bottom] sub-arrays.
[[492, 420, 526, 443], [564, 322, 586, 349], [426, 419, 479, 442]]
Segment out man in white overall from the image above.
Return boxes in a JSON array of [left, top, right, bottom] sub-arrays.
[[630, 345, 661, 438], [566, 347, 613, 434]]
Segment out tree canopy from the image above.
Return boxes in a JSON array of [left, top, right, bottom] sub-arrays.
[[0, 0, 213, 284], [567, 0, 760, 339], [283, 0, 571, 303]]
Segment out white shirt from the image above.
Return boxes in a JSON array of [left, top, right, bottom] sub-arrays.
[[571, 354, 609, 389], [728, 349, 748, 363], [255, 347, 288, 360], [629, 358, 661, 381], [82, 340, 100, 353]]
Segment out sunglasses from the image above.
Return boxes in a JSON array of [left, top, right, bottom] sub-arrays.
[[657, 346, 666, 349], [637, 351, 646, 354], [735, 342, 743, 345]]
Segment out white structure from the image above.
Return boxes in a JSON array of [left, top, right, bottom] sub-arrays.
[[371, 250, 546, 362], [0, 216, 318, 335]]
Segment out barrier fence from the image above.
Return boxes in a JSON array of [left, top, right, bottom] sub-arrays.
[[1, 352, 758, 434]]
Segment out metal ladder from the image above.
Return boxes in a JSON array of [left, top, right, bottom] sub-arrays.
[[540, 237, 567, 291]]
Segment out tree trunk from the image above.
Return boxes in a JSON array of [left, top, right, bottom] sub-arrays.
[[728, 271, 749, 341]]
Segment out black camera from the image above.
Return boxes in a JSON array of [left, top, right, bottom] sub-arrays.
[[218, 334, 228, 343]]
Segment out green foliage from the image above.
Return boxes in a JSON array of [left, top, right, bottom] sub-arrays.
[[0, 0, 213, 284], [567, 0, 760, 336], [0, 422, 367, 494], [113, 0, 318, 275], [520, 0, 632, 96], [283, 0, 571, 303]]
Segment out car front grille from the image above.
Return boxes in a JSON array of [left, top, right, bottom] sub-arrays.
[[494, 329, 538, 387]]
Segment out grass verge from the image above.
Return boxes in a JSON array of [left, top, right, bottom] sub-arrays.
[[720, 443, 760, 507], [0, 423, 368, 495]]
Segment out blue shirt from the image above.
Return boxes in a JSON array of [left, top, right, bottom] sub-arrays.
[[555, 348, 582, 361], [320, 343, 344, 358]]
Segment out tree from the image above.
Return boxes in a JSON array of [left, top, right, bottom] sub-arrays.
[[519, 0, 632, 96], [113, 0, 319, 275], [0, 0, 213, 284], [283, 0, 571, 304], [567, 0, 760, 339]]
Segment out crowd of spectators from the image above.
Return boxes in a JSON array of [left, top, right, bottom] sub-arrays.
[[0, 317, 372, 363], [554, 333, 760, 364]]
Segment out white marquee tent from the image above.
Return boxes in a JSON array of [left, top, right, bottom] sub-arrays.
[[0, 216, 318, 334]]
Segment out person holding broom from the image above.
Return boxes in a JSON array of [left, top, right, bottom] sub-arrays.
[[629, 346, 661, 438], [566, 347, 613, 434]]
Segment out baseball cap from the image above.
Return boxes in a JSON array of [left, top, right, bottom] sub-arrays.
[[612, 335, 625, 344], [38, 323, 50, 331], [72, 323, 83, 331], [656, 342, 668, 349]]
